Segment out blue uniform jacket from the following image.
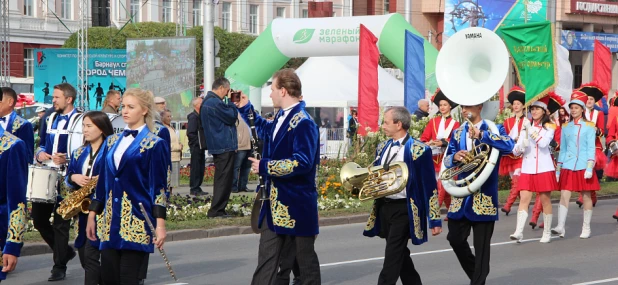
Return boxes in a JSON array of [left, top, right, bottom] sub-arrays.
[[444, 120, 515, 222], [89, 127, 170, 253], [0, 127, 28, 280], [5, 111, 34, 161], [363, 138, 442, 245], [558, 120, 596, 171], [64, 144, 103, 249], [238, 101, 320, 236]]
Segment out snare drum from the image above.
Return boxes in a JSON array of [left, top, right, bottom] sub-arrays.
[[67, 113, 125, 160], [27, 165, 59, 203]]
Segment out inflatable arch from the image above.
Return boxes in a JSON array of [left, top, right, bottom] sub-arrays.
[[225, 13, 439, 102]]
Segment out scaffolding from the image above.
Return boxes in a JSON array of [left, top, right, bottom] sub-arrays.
[[176, 0, 185, 36], [0, 0, 10, 87], [77, 0, 89, 111]]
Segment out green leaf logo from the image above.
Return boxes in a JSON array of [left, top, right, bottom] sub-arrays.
[[293, 29, 315, 44]]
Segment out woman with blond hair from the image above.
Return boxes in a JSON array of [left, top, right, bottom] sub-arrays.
[[86, 88, 171, 284]]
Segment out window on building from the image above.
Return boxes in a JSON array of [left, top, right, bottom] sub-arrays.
[[384, 0, 390, 14], [24, 49, 34, 78], [193, 0, 202, 26], [222, 2, 231, 31], [61, 0, 71, 19], [24, 0, 34, 16], [573, 65, 583, 89], [249, 5, 258, 34], [276, 7, 285, 18], [163, 0, 172, 22], [130, 0, 140, 22], [302, 9, 308, 18]]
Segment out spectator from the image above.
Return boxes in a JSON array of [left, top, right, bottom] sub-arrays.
[[413, 99, 430, 119], [161, 109, 183, 194], [187, 97, 208, 196], [33, 106, 47, 133], [154, 96, 166, 112], [232, 113, 252, 193], [347, 109, 358, 146], [101, 90, 121, 114], [201, 78, 238, 218]]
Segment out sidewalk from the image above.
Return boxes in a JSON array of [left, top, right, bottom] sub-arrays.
[[172, 183, 258, 196]]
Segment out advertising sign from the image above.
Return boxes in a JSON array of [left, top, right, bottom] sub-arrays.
[[571, 0, 618, 16], [33, 49, 126, 110], [561, 30, 618, 52]]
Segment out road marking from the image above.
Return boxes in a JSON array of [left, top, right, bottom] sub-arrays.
[[572, 277, 618, 285], [320, 236, 556, 267]]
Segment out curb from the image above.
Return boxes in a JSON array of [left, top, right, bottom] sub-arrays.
[[21, 194, 618, 257]]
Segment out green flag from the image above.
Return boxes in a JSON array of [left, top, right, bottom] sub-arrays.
[[499, 21, 556, 106]]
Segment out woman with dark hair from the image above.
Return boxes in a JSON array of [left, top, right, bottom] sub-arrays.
[[552, 90, 600, 239], [558, 107, 569, 125], [64, 111, 113, 284], [509, 93, 563, 243]]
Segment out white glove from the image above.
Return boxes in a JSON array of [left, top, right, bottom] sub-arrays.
[[522, 119, 532, 130], [584, 170, 593, 179], [556, 172, 560, 183]]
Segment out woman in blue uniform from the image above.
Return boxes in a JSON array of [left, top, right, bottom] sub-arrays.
[[86, 88, 170, 284], [64, 111, 113, 285]]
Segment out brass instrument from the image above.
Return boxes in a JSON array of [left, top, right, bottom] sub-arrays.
[[440, 143, 491, 181], [340, 160, 409, 201], [57, 177, 98, 220]]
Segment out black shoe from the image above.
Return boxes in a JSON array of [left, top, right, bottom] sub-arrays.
[[529, 221, 537, 230], [190, 190, 208, 196], [576, 200, 583, 208], [208, 214, 232, 219], [138, 279, 145, 285], [292, 277, 301, 285], [48, 271, 66, 282]]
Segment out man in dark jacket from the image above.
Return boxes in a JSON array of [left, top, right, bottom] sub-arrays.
[[187, 97, 208, 196], [413, 99, 430, 119], [201, 78, 238, 218]]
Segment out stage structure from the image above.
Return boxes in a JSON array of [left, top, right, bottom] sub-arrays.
[[0, 0, 9, 87], [77, 0, 89, 110]]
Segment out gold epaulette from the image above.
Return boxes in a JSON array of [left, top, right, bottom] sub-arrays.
[[562, 122, 569, 128], [585, 121, 596, 128], [545, 122, 557, 130]]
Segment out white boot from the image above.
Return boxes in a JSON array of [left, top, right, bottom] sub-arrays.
[[580, 210, 593, 239], [551, 205, 568, 238], [540, 214, 552, 243], [510, 210, 528, 243]]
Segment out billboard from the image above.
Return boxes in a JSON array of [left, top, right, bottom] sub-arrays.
[[444, 0, 547, 41], [33, 49, 126, 110], [571, 0, 618, 17], [126, 37, 196, 120], [561, 30, 618, 52]]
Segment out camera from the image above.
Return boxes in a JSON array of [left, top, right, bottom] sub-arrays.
[[230, 89, 241, 103]]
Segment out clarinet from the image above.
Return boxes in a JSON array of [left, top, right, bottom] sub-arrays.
[[247, 110, 268, 201], [138, 203, 180, 283]]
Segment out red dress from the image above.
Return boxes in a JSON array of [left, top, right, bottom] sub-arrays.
[[587, 109, 607, 170], [605, 117, 618, 178], [419, 116, 460, 173], [499, 116, 524, 175]]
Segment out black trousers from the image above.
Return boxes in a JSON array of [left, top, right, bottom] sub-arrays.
[[208, 151, 235, 217], [252, 229, 321, 285], [31, 202, 74, 272], [189, 147, 206, 193], [377, 200, 422, 285], [276, 236, 301, 285], [100, 249, 148, 285], [138, 254, 149, 279], [78, 241, 102, 285], [447, 218, 495, 285]]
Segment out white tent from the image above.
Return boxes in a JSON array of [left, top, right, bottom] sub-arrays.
[[261, 56, 405, 108]]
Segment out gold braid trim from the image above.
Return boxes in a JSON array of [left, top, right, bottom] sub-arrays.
[[6, 203, 27, 243]]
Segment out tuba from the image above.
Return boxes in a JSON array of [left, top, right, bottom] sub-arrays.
[[435, 27, 509, 198], [340, 159, 408, 201], [57, 176, 98, 220]]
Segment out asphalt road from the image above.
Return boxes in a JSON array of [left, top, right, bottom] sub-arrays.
[[10, 200, 618, 285]]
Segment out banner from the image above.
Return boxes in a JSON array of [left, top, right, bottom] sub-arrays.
[[593, 40, 612, 94], [404, 30, 425, 115], [561, 30, 618, 52], [357, 24, 379, 136], [555, 43, 574, 105], [33, 49, 126, 110], [444, 0, 547, 41], [499, 21, 557, 105]]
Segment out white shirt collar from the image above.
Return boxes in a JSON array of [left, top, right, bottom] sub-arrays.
[[124, 124, 147, 132]]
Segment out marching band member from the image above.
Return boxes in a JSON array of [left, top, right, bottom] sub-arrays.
[[64, 111, 113, 285], [236, 69, 321, 285], [552, 90, 599, 239], [0, 124, 29, 282], [364, 106, 442, 284], [34, 83, 81, 281], [576, 83, 606, 208], [605, 98, 618, 221], [420, 89, 460, 217], [509, 93, 563, 243], [86, 88, 170, 284], [444, 103, 514, 285], [500, 86, 526, 216], [0, 87, 34, 160]]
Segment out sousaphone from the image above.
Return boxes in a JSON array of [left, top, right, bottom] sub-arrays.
[[435, 27, 509, 198]]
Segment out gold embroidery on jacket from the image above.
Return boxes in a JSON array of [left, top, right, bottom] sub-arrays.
[[73, 146, 85, 160], [166, 165, 171, 190], [107, 134, 119, 150], [139, 133, 157, 153], [288, 112, 307, 131], [411, 142, 426, 161], [365, 204, 377, 231], [410, 198, 423, 239], [449, 197, 463, 213], [0, 133, 17, 155], [7, 203, 27, 243], [11, 118, 24, 134], [267, 160, 299, 176], [429, 189, 440, 220], [120, 192, 150, 244], [472, 193, 497, 215], [155, 189, 167, 207], [454, 128, 462, 142], [270, 185, 296, 229], [97, 191, 112, 242]]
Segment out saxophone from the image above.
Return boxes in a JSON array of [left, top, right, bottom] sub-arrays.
[[57, 177, 98, 220]]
